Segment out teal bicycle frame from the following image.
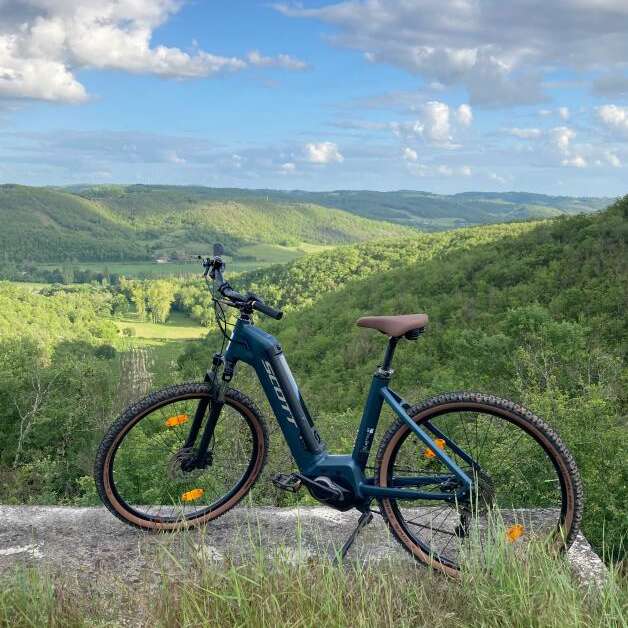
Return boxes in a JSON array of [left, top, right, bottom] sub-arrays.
[[223, 316, 474, 510]]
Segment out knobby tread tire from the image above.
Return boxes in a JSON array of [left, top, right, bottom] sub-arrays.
[[94, 382, 269, 531], [375, 391, 584, 576]]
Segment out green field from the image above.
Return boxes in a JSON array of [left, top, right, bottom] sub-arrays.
[[114, 311, 207, 340], [39, 243, 330, 279]]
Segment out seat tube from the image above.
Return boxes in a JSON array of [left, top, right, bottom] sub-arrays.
[[352, 373, 387, 468]]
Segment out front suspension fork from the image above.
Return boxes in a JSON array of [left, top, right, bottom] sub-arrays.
[[183, 357, 228, 468]]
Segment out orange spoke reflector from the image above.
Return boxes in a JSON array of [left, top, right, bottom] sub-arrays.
[[423, 438, 446, 459], [181, 488, 204, 502], [506, 524, 525, 542], [165, 414, 189, 427]]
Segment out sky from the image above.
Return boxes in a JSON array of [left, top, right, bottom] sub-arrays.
[[1, 0, 628, 196]]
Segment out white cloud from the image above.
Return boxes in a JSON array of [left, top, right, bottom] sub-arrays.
[[562, 155, 587, 168], [489, 172, 508, 184], [437, 165, 453, 176], [605, 151, 622, 168], [0, 1, 307, 103], [276, 0, 628, 106], [406, 162, 472, 177], [538, 107, 573, 120], [164, 150, 186, 164], [279, 161, 296, 173], [304, 141, 344, 164], [506, 127, 542, 139], [392, 100, 470, 147], [547, 126, 589, 169], [456, 104, 473, 127], [402, 147, 418, 162], [421, 101, 452, 144], [247, 51, 308, 70], [598, 104, 628, 137], [551, 126, 576, 154], [0, 56, 88, 103]]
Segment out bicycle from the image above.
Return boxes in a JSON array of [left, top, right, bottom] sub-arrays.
[[95, 245, 583, 575]]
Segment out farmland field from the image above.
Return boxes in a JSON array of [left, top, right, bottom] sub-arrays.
[[38, 242, 330, 279]]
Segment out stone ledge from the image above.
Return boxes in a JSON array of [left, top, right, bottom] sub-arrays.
[[0, 505, 607, 585]]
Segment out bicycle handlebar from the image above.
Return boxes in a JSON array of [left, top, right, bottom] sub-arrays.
[[252, 299, 283, 320], [201, 254, 284, 320]]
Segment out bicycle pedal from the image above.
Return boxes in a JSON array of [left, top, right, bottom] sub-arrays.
[[271, 473, 302, 493]]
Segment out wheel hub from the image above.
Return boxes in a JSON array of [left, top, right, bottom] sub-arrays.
[[167, 447, 212, 481]]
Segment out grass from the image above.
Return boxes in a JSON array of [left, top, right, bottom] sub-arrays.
[[114, 311, 209, 389], [238, 242, 333, 263], [5, 281, 53, 291], [0, 531, 625, 627], [114, 311, 207, 340]]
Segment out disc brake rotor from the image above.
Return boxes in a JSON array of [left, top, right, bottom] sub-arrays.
[[167, 447, 209, 482]]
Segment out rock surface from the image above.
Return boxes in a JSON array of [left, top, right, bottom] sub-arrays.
[[0, 506, 606, 585]]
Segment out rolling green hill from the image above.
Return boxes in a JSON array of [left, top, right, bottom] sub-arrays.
[[0, 184, 412, 264], [71, 185, 613, 231], [236, 220, 542, 311], [249, 189, 613, 229], [0, 185, 149, 263], [180, 197, 627, 557], [0, 184, 613, 269]]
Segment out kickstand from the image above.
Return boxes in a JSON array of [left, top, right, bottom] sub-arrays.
[[337, 509, 373, 563]]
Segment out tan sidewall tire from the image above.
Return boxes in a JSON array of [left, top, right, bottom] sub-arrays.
[[95, 383, 268, 531], [375, 393, 582, 576]]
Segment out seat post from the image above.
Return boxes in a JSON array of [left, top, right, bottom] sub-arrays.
[[380, 336, 400, 373]]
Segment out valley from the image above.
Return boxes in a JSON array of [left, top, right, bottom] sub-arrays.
[[1, 196, 625, 562]]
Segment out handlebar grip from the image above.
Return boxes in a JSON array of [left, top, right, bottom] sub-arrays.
[[219, 283, 246, 302], [252, 300, 283, 320]]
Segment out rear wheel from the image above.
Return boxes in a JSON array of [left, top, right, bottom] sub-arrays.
[[95, 382, 268, 531], [376, 392, 582, 576]]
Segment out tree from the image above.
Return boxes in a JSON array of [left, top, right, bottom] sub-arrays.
[[110, 293, 129, 316], [127, 281, 147, 321], [146, 280, 176, 323]]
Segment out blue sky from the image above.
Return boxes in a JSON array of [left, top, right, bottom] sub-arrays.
[[1, 0, 628, 196]]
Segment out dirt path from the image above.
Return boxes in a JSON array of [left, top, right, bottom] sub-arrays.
[[0, 506, 606, 586]]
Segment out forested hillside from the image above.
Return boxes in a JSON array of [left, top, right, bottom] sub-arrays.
[[180, 198, 627, 557], [236, 221, 541, 310], [0, 185, 148, 262], [200, 188, 611, 230], [0, 185, 611, 269], [0, 284, 121, 500], [0, 184, 411, 264]]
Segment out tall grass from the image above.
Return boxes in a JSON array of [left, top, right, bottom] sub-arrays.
[[1, 532, 625, 628]]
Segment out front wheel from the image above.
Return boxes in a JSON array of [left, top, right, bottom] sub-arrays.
[[376, 392, 583, 576], [95, 382, 268, 531]]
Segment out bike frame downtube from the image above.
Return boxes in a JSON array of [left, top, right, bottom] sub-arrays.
[[223, 318, 326, 471]]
